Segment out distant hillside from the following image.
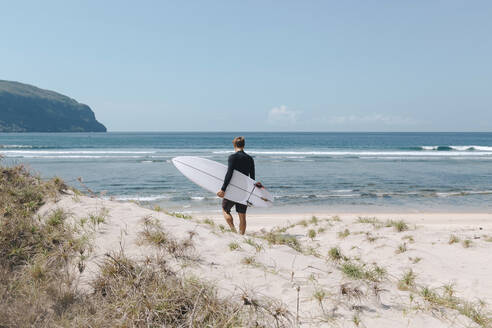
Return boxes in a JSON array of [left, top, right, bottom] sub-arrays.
[[0, 80, 106, 132]]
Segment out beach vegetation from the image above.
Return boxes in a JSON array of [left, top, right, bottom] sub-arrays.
[[311, 215, 319, 225], [308, 229, 316, 239], [244, 238, 264, 252], [340, 283, 364, 302], [0, 163, 292, 327], [313, 289, 327, 310], [396, 243, 408, 254], [89, 211, 106, 228], [255, 231, 302, 253], [365, 232, 378, 242], [341, 262, 365, 280], [202, 218, 216, 227], [449, 234, 460, 244], [317, 227, 326, 234], [310, 215, 319, 225], [385, 219, 409, 232], [228, 242, 241, 251], [337, 228, 350, 239], [352, 314, 361, 326], [328, 247, 344, 262], [370, 265, 387, 282], [402, 235, 415, 243], [398, 269, 416, 291], [139, 216, 195, 260], [305, 246, 321, 257], [356, 216, 383, 228], [462, 239, 473, 248], [331, 215, 341, 222], [165, 211, 192, 220], [298, 219, 309, 227], [241, 256, 257, 266], [340, 261, 386, 282]]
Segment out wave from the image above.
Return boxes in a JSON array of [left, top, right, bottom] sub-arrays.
[[214, 150, 492, 157], [0, 144, 33, 149], [435, 190, 492, 197], [420, 145, 492, 151], [0, 150, 156, 154], [273, 190, 492, 200], [4, 155, 148, 159], [110, 195, 171, 201]]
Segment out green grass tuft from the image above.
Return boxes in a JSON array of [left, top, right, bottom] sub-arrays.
[[308, 229, 316, 239], [337, 229, 350, 239], [386, 219, 409, 232], [328, 247, 344, 262], [449, 234, 460, 244]]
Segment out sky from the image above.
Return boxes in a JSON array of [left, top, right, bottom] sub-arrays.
[[1, 1, 491, 132]]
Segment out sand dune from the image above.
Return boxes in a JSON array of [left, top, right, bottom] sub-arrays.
[[39, 194, 492, 327]]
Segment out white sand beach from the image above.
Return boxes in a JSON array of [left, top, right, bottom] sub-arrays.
[[39, 193, 492, 327]]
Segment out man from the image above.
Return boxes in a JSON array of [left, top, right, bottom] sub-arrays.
[[216, 136, 262, 235]]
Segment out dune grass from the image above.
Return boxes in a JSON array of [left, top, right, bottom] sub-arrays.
[[395, 243, 408, 254], [0, 163, 292, 327], [385, 219, 409, 232], [462, 239, 473, 248], [449, 234, 460, 244], [308, 229, 317, 239], [327, 247, 344, 262], [165, 211, 193, 220], [255, 231, 302, 253], [340, 261, 386, 282], [397, 269, 416, 291], [229, 241, 241, 251], [337, 228, 350, 239]]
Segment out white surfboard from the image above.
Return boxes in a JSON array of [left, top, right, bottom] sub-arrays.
[[172, 156, 273, 207]]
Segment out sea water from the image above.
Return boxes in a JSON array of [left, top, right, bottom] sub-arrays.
[[1, 132, 491, 213]]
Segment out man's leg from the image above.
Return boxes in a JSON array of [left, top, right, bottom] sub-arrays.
[[222, 199, 237, 232], [238, 212, 247, 235], [223, 209, 237, 233]]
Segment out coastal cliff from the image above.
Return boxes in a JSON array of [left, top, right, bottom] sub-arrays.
[[0, 80, 106, 132]]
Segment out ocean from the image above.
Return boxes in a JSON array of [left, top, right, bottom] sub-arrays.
[[1, 132, 491, 213]]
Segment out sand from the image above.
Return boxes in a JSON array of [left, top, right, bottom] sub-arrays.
[[38, 193, 492, 327]]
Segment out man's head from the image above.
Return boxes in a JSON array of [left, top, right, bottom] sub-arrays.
[[232, 136, 245, 150]]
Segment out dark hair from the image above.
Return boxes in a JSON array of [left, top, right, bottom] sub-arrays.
[[233, 136, 245, 148]]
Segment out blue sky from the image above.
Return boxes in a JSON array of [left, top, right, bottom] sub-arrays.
[[1, 1, 491, 131]]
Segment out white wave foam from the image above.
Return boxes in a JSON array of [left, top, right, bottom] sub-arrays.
[[421, 145, 492, 151], [4, 155, 145, 159], [215, 150, 492, 157], [0, 150, 156, 154], [0, 144, 33, 148], [111, 195, 171, 201], [191, 196, 205, 200], [436, 190, 492, 197]]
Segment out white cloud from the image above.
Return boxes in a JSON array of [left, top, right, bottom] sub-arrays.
[[267, 105, 300, 125]]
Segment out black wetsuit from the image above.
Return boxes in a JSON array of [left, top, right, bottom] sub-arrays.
[[221, 150, 255, 213]]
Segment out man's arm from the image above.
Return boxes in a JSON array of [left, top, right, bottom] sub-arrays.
[[221, 155, 235, 191], [250, 157, 255, 180]]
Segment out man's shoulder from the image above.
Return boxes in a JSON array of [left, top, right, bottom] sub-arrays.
[[243, 151, 254, 161]]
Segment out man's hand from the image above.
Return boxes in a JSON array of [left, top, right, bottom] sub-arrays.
[[255, 182, 263, 188], [217, 190, 225, 198]]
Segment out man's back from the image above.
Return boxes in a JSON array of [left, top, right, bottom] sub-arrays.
[[229, 150, 254, 177], [221, 150, 255, 191]]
